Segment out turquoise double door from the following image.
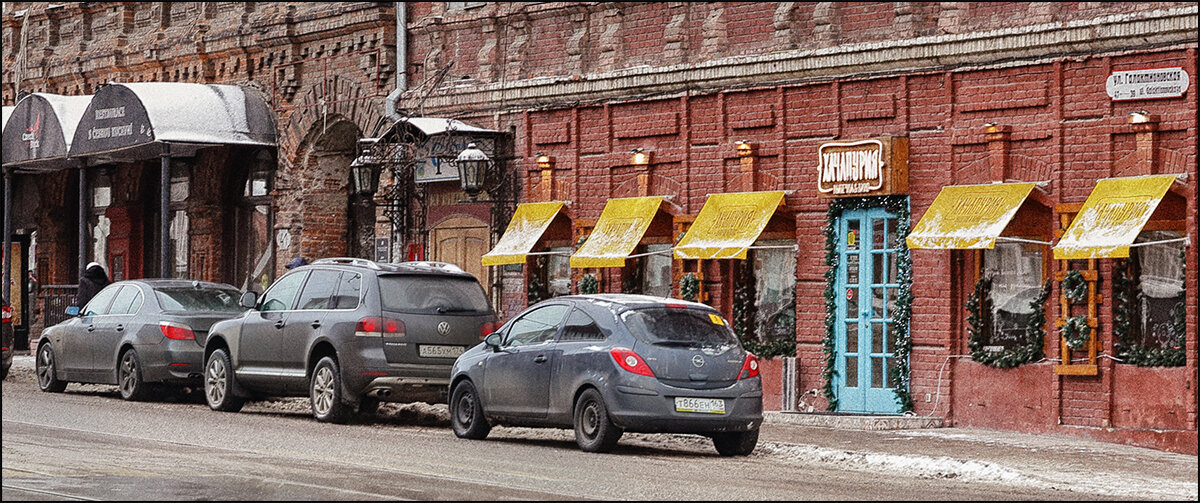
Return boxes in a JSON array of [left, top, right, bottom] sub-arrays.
[[834, 206, 905, 414]]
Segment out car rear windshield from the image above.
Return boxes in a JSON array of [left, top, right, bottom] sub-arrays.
[[156, 288, 244, 313], [621, 307, 739, 348], [378, 274, 491, 314]]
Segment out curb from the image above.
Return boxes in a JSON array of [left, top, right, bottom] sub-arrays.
[[764, 410, 945, 430]]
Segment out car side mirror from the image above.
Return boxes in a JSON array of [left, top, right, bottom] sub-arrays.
[[484, 333, 503, 352], [239, 291, 258, 309], [65, 305, 80, 317]]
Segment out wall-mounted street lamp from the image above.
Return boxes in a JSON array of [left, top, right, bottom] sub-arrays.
[[455, 142, 492, 202], [350, 138, 380, 195], [536, 153, 555, 170], [631, 148, 651, 166]]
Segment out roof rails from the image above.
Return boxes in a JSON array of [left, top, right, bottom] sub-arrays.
[[402, 261, 466, 274], [311, 257, 382, 270]]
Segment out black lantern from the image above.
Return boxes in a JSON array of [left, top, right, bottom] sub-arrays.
[[350, 138, 380, 195], [455, 142, 491, 202]]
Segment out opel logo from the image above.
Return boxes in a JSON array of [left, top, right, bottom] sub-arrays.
[[437, 322, 450, 335], [692, 355, 705, 368]]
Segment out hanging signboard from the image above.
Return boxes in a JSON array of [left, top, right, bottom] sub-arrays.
[[1106, 67, 1190, 101], [816, 136, 908, 198], [415, 134, 497, 184]]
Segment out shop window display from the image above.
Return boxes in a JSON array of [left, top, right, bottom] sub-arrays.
[[1114, 230, 1187, 366]]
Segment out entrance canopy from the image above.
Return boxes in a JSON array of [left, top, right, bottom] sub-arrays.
[[906, 182, 1039, 249], [482, 201, 568, 266], [69, 82, 276, 164], [2, 93, 92, 173], [570, 196, 669, 268], [1053, 175, 1181, 260], [673, 190, 786, 260]]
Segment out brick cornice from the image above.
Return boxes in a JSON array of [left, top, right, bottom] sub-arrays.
[[411, 6, 1199, 115]]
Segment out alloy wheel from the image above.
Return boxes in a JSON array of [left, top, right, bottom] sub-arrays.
[[205, 355, 227, 405], [312, 365, 335, 416]]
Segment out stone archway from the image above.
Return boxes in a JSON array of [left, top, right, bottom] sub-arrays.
[[283, 118, 368, 263]]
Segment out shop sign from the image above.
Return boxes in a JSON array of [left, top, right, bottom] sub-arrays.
[[816, 137, 908, 198], [415, 134, 494, 184], [1106, 67, 1189, 101]]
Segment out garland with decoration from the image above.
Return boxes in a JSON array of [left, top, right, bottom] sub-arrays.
[[1060, 269, 1088, 304], [822, 196, 913, 413], [527, 256, 548, 305], [1112, 257, 1186, 367], [1061, 315, 1091, 351], [579, 273, 599, 295], [679, 273, 700, 302], [966, 277, 1050, 368]]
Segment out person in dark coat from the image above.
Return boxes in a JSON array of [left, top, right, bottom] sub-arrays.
[[75, 262, 111, 309]]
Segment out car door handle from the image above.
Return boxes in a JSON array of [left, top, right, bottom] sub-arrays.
[[311, 320, 321, 329], [87, 325, 95, 332], [274, 320, 285, 329], [533, 354, 547, 363], [115, 324, 124, 332]]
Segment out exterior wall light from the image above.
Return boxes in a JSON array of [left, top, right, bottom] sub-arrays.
[[536, 153, 555, 170], [455, 142, 492, 202], [350, 138, 380, 195], [631, 148, 650, 166]]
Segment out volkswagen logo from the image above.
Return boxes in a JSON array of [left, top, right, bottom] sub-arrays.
[[437, 322, 450, 335], [692, 355, 705, 368]]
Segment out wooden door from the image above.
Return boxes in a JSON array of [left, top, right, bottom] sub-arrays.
[[431, 217, 491, 297]]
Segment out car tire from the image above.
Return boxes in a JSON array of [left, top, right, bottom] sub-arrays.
[[450, 380, 491, 440], [36, 343, 67, 393], [310, 356, 350, 424], [712, 428, 759, 456], [117, 348, 153, 401], [204, 348, 245, 412], [573, 388, 622, 453]]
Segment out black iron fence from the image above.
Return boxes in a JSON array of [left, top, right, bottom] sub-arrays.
[[42, 285, 78, 327]]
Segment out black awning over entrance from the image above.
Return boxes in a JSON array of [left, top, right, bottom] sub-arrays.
[[1, 93, 91, 173]]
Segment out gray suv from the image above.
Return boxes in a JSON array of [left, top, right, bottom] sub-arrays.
[[203, 258, 498, 423]]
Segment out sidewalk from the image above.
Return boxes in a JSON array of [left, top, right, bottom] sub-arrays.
[[757, 411, 1198, 500]]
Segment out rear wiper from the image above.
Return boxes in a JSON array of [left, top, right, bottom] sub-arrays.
[[436, 306, 474, 313], [651, 340, 698, 347]]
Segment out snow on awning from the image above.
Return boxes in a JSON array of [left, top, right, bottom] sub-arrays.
[[906, 182, 1038, 250], [1053, 175, 1180, 260], [673, 191, 786, 260], [69, 82, 276, 163], [482, 201, 569, 267], [401, 117, 499, 137], [570, 196, 668, 268], [2, 93, 92, 172]]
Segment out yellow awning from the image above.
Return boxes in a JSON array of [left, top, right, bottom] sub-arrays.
[[1053, 175, 1178, 260], [481, 201, 566, 266], [673, 191, 785, 260], [906, 182, 1037, 249], [570, 196, 665, 268]]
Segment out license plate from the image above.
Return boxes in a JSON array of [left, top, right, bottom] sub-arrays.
[[418, 345, 466, 358], [674, 397, 726, 414]]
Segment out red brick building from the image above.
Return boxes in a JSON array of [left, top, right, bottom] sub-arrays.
[[3, 2, 1196, 454]]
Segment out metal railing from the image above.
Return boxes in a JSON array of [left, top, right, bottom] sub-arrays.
[[42, 285, 78, 327]]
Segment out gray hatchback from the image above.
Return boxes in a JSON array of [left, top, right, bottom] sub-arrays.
[[203, 258, 498, 423], [449, 294, 763, 455]]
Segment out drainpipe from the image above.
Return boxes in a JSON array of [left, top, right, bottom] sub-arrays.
[[384, 2, 408, 123]]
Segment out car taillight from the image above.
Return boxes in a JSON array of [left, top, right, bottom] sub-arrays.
[[479, 321, 499, 340], [738, 353, 760, 380], [355, 316, 405, 337], [160, 321, 195, 340], [610, 348, 656, 377]]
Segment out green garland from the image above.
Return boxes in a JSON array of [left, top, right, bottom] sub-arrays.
[[527, 256, 548, 305], [579, 273, 599, 295], [679, 273, 700, 302], [1061, 270, 1088, 304], [966, 277, 1050, 368], [1061, 315, 1091, 351], [1112, 258, 1186, 367], [822, 196, 913, 413]]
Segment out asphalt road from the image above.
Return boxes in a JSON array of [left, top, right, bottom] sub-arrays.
[[2, 357, 1195, 500]]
